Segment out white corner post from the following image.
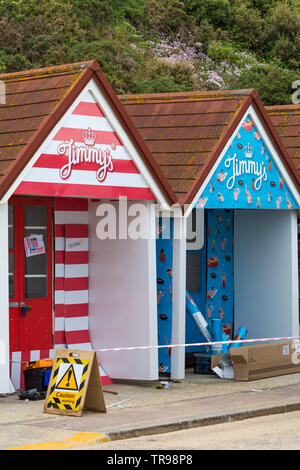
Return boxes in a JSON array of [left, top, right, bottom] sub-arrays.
[[147, 201, 159, 379], [291, 210, 299, 336], [0, 202, 10, 393], [171, 213, 187, 380]]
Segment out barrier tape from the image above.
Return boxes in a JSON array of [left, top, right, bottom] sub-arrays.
[[93, 335, 300, 353], [9, 335, 300, 363]]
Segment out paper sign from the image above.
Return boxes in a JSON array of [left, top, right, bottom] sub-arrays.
[[282, 345, 289, 355], [24, 234, 45, 257]]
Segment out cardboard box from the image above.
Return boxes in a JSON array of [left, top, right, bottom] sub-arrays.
[[211, 341, 300, 381]]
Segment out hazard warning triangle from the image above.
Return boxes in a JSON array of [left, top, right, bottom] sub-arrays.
[[56, 364, 78, 391]]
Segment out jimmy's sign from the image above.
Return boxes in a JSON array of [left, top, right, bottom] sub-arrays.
[[195, 115, 297, 210], [57, 127, 114, 183]]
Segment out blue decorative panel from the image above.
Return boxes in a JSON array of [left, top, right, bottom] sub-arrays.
[[156, 217, 173, 373], [195, 115, 298, 210], [206, 209, 234, 353]]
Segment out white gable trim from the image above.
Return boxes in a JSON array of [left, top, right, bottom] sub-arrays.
[[1, 78, 171, 209], [185, 104, 300, 218]]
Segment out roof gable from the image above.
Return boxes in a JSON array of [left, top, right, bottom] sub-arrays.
[[14, 86, 156, 200], [194, 107, 299, 210], [0, 62, 176, 208]]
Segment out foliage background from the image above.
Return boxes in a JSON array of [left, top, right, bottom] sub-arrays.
[[0, 0, 299, 104]]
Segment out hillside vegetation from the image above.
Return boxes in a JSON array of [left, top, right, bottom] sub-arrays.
[[0, 0, 299, 104]]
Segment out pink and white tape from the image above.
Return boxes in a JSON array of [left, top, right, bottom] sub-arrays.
[[10, 336, 300, 366], [92, 335, 300, 353]]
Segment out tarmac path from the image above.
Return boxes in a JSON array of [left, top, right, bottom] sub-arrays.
[[79, 410, 300, 450]]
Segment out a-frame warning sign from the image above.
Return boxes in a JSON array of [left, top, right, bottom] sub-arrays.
[[43, 349, 106, 417]]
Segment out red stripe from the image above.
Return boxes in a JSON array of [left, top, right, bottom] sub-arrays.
[[65, 224, 88, 238], [20, 351, 31, 389], [34, 154, 139, 174], [55, 277, 64, 290], [55, 197, 89, 212], [15, 181, 155, 200], [55, 330, 66, 344], [55, 251, 65, 264], [53, 127, 122, 146], [72, 101, 104, 117], [64, 277, 89, 291], [54, 304, 65, 317], [65, 330, 90, 344], [55, 224, 65, 237], [65, 251, 88, 264], [22, 351, 31, 363], [39, 349, 51, 360], [65, 303, 89, 317]]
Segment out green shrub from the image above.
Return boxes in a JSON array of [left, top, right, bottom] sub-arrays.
[[232, 63, 299, 105]]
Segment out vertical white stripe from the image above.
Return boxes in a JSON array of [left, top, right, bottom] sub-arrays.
[[11, 351, 21, 390], [30, 350, 41, 362]]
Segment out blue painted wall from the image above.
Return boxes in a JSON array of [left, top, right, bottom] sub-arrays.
[[156, 217, 173, 373], [206, 209, 234, 352]]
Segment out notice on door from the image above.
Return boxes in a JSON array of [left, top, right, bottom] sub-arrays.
[[24, 234, 45, 257]]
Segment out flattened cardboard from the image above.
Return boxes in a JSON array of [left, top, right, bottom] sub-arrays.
[[43, 349, 106, 417], [211, 341, 300, 381]]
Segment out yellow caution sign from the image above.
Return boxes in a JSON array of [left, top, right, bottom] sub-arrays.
[[44, 349, 106, 417], [56, 364, 79, 392]]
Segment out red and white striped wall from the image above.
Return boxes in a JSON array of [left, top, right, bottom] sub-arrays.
[[54, 197, 90, 349], [54, 197, 113, 385], [64, 224, 90, 349], [14, 90, 155, 201]]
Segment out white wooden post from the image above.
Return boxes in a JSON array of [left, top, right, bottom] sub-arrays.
[[171, 215, 187, 380], [147, 201, 159, 379], [0, 202, 10, 393], [291, 210, 299, 336]]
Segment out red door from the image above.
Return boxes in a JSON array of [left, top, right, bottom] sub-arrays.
[[9, 197, 53, 352]]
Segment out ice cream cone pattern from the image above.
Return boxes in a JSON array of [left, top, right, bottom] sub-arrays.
[[221, 238, 227, 251], [286, 193, 292, 209], [218, 301, 225, 319], [276, 195, 282, 209], [245, 185, 252, 204], [233, 187, 240, 201]]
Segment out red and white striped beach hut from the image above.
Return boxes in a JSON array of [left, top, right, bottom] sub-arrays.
[[0, 61, 177, 394]]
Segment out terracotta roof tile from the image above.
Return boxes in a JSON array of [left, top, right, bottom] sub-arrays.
[[266, 105, 300, 173], [0, 62, 94, 179], [119, 90, 253, 201]]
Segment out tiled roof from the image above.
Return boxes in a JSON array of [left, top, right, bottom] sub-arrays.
[[266, 104, 300, 173], [120, 91, 300, 204], [0, 62, 92, 180], [119, 89, 255, 202]]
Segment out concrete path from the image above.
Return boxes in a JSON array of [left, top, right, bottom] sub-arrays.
[[1, 371, 300, 449]]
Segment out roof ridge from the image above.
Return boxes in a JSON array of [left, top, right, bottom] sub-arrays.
[[0, 61, 96, 82], [119, 89, 254, 102]]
